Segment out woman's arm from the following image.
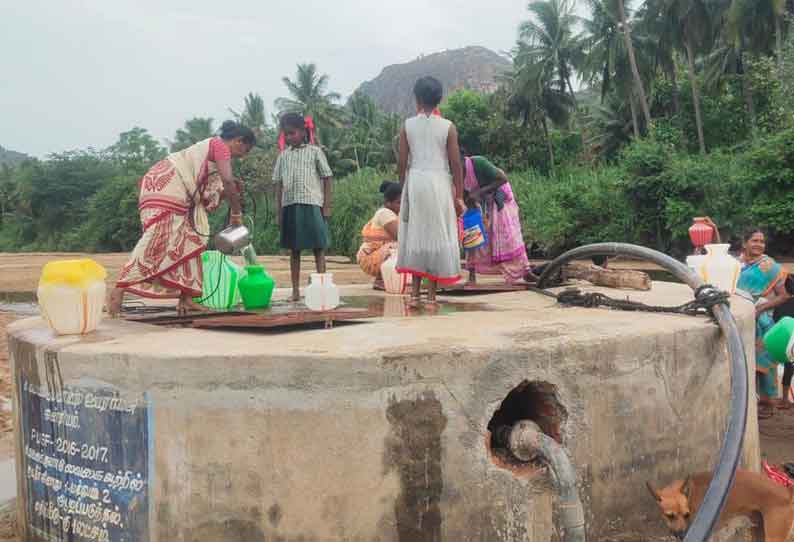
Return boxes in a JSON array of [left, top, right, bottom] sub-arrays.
[[757, 279, 790, 314], [275, 183, 283, 228], [384, 220, 399, 241], [703, 216, 721, 244], [447, 125, 465, 215], [216, 159, 242, 225], [322, 177, 333, 218], [398, 128, 409, 184], [469, 168, 508, 203]]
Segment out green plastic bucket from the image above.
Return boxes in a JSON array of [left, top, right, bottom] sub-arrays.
[[763, 316, 794, 364], [194, 250, 242, 309], [238, 265, 275, 310]]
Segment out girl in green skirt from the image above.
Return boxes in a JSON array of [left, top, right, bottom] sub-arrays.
[[274, 113, 334, 301]]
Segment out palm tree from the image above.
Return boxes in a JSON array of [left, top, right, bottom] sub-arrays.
[[587, 94, 636, 160], [230, 92, 269, 142], [704, 0, 757, 134], [276, 63, 344, 142], [726, 0, 788, 72], [616, 0, 653, 131], [170, 118, 214, 152], [648, 0, 712, 154], [518, 0, 582, 112], [505, 44, 574, 169], [635, 0, 680, 115], [580, 0, 653, 135]]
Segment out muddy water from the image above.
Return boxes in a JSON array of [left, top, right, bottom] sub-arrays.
[[339, 295, 493, 318], [0, 290, 493, 321]]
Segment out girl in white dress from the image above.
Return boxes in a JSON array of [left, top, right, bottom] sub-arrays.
[[396, 76, 465, 304]]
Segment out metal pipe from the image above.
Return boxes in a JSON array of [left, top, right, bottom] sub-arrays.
[[507, 420, 585, 542], [537, 243, 748, 542]]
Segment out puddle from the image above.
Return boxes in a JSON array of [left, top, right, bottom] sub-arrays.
[[339, 295, 492, 317], [0, 290, 494, 323], [0, 291, 38, 316]]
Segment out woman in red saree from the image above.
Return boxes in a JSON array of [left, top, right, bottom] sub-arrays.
[[109, 121, 255, 316]]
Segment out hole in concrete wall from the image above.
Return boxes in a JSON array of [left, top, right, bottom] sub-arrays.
[[486, 380, 568, 477]]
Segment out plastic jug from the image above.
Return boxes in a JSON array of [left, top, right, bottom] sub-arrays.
[[381, 252, 412, 295], [699, 244, 741, 294], [37, 259, 107, 335], [194, 251, 242, 310], [685, 255, 706, 275], [462, 208, 488, 251], [238, 265, 275, 310], [688, 217, 714, 250], [304, 273, 340, 311], [764, 317, 794, 364]]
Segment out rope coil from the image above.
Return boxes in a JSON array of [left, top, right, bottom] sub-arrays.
[[533, 283, 730, 319]]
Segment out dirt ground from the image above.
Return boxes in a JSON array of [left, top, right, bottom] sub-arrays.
[[0, 252, 370, 293], [0, 252, 793, 542]]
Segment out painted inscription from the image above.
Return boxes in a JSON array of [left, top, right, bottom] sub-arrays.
[[20, 378, 149, 542]]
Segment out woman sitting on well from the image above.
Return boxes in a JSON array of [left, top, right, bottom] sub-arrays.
[[357, 181, 402, 289]]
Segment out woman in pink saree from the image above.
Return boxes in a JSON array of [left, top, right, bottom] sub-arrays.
[[463, 154, 531, 284], [108, 121, 255, 316]]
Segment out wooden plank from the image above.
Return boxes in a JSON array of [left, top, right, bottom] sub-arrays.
[[193, 307, 379, 329], [124, 310, 251, 326]]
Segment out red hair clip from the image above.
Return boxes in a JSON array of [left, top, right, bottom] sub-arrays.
[[278, 115, 317, 152]]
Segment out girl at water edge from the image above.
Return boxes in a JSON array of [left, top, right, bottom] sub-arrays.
[[274, 113, 334, 302], [396, 76, 465, 305]]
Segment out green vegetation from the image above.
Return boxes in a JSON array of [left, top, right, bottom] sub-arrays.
[[1, 1, 794, 259]]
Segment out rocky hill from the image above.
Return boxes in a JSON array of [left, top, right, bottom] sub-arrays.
[[356, 46, 511, 117], [0, 145, 28, 167]]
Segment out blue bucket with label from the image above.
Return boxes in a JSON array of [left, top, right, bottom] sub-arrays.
[[462, 208, 488, 252]]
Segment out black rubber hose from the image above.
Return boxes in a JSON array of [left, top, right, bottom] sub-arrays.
[[508, 420, 585, 542], [537, 243, 748, 542]]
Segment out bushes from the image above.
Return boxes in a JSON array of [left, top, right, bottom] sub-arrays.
[[512, 167, 633, 256]]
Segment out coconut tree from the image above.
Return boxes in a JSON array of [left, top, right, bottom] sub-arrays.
[[587, 94, 636, 160], [580, 0, 654, 135], [616, 0, 653, 131], [170, 118, 214, 152], [230, 92, 270, 143], [649, 0, 713, 154], [518, 0, 583, 112], [276, 63, 344, 142], [505, 43, 574, 169]]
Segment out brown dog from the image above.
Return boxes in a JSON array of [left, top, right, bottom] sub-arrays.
[[647, 469, 794, 540]]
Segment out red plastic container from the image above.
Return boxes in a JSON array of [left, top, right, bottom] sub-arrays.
[[689, 217, 714, 248]]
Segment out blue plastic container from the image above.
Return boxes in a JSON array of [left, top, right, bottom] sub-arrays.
[[461, 208, 488, 251]]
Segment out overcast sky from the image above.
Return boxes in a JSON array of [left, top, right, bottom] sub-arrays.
[[1, 0, 571, 158]]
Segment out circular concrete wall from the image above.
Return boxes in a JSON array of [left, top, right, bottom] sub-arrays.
[[8, 283, 760, 542]]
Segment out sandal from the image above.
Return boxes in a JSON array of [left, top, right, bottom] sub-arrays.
[[759, 405, 775, 419]]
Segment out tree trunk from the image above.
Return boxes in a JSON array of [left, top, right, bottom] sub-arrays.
[[617, 0, 652, 130], [738, 53, 757, 138], [542, 117, 555, 172], [667, 63, 680, 116], [684, 37, 707, 154], [776, 15, 784, 77], [561, 263, 652, 291], [629, 92, 640, 137]]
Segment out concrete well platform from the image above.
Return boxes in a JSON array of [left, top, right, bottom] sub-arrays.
[[8, 282, 760, 541]]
